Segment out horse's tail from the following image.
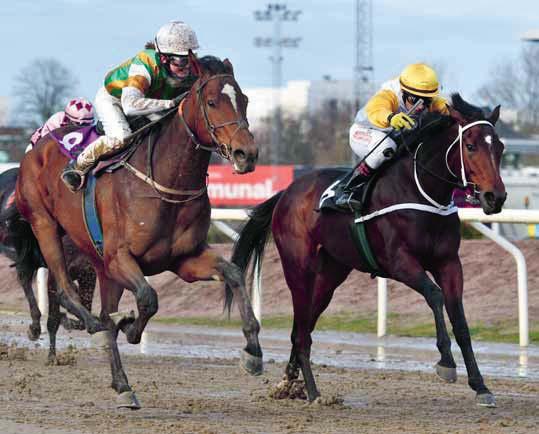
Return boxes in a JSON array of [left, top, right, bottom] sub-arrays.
[[0, 205, 44, 288], [224, 191, 284, 314]]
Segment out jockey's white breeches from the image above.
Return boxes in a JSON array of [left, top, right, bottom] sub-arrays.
[[94, 87, 132, 140], [349, 123, 397, 170], [75, 88, 132, 171]]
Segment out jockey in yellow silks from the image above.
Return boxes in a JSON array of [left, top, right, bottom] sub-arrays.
[[336, 63, 449, 207]]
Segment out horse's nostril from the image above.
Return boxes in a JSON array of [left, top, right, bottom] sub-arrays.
[[233, 149, 246, 162], [483, 192, 495, 204]]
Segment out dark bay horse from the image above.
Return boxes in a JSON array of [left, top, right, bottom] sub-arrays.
[[13, 52, 262, 408], [0, 167, 96, 363], [231, 95, 506, 407]]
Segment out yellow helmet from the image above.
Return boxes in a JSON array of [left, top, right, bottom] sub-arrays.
[[399, 63, 440, 97]]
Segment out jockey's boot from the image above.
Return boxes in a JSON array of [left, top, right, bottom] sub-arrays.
[[335, 162, 373, 211], [61, 135, 124, 193], [61, 161, 88, 192]]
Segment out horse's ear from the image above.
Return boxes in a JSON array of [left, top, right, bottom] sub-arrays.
[[223, 58, 234, 76], [488, 105, 501, 125], [189, 50, 203, 77], [448, 106, 465, 124]]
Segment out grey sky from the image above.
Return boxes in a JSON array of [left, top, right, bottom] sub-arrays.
[[1, 0, 536, 111]]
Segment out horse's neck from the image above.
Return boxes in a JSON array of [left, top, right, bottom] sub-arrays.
[[387, 137, 456, 206], [147, 99, 211, 191]]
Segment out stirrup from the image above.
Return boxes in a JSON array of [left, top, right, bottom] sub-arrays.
[[61, 161, 87, 192]]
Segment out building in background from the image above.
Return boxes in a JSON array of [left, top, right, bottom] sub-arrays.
[[245, 77, 375, 129]]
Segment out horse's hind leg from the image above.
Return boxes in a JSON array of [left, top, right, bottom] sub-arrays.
[[45, 273, 61, 365], [62, 261, 97, 331], [30, 218, 104, 334], [18, 267, 41, 341], [433, 258, 495, 407], [284, 250, 351, 388], [173, 246, 262, 375], [62, 239, 97, 331]]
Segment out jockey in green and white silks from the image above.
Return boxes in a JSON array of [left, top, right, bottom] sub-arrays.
[[61, 20, 200, 192]]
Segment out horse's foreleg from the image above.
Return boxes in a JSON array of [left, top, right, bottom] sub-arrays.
[[433, 259, 495, 407], [97, 274, 140, 409], [172, 247, 263, 375], [107, 250, 157, 345], [31, 219, 104, 334], [392, 262, 456, 380]]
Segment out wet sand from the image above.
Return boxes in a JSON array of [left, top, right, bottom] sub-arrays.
[[1, 315, 538, 434]]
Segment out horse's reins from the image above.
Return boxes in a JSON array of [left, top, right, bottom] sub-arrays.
[[122, 74, 250, 203], [401, 119, 495, 209], [180, 73, 250, 161]]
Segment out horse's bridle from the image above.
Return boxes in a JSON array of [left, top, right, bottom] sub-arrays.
[[179, 73, 250, 160], [444, 120, 495, 188], [412, 119, 495, 209]]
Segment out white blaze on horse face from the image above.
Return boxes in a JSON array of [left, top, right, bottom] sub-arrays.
[[222, 83, 238, 113]]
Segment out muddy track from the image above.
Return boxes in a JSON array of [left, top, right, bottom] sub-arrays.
[[0, 343, 538, 434]]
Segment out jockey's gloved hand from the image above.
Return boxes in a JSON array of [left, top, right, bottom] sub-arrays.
[[389, 112, 415, 130], [166, 94, 185, 109]]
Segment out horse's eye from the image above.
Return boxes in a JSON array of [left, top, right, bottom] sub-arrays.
[[466, 143, 476, 152], [207, 100, 216, 108]]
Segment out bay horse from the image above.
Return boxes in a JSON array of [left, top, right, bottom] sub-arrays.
[[230, 94, 505, 407], [0, 167, 96, 363], [13, 53, 262, 408]]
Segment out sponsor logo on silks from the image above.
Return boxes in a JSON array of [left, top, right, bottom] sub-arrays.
[[353, 129, 372, 141]]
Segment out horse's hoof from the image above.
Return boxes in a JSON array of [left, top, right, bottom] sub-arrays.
[[87, 317, 106, 334], [109, 311, 135, 327], [91, 330, 111, 350], [435, 363, 457, 383], [124, 325, 142, 345], [240, 349, 263, 376], [27, 325, 41, 341], [117, 391, 141, 410], [476, 392, 496, 408], [46, 355, 58, 366]]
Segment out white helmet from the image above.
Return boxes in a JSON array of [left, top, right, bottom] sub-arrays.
[[155, 21, 199, 56]]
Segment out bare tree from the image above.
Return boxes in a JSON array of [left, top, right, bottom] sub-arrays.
[[13, 58, 78, 126], [477, 45, 539, 131], [253, 100, 355, 166]]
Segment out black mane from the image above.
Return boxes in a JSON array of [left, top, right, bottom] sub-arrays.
[[394, 111, 453, 159], [198, 55, 229, 75], [450, 93, 485, 120]]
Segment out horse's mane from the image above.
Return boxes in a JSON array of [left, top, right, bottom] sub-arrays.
[[450, 93, 486, 120], [393, 93, 487, 160], [393, 112, 453, 159], [197, 55, 230, 75]]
